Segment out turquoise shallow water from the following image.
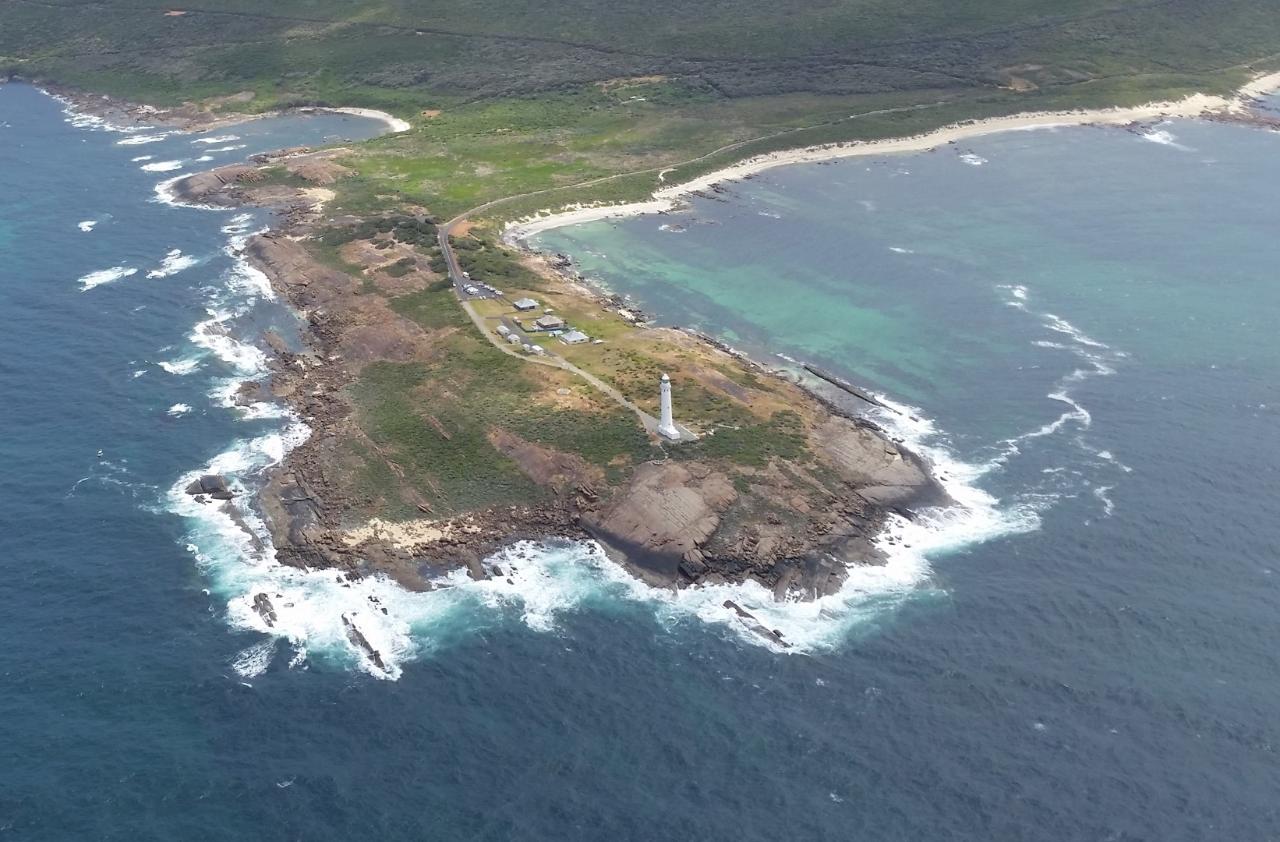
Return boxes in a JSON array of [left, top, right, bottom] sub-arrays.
[[3, 80, 1280, 839]]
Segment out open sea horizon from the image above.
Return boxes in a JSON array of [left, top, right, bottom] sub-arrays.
[[3, 81, 1279, 839]]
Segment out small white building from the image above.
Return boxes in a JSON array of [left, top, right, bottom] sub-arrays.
[[533, 314, 566, 331], [513, 297, 539, 312], [559, 330, 589, 345], [530, 344, 546, 356], [496, 324, 511, 337], [506, 333, 522, 345]]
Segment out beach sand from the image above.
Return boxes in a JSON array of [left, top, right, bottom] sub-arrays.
[[506, 77, 1280, 240]]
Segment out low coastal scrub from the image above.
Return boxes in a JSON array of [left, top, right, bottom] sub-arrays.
[[683, 411, 809, 468], [317, 216, 438, 249], [451, 235, 546, 290]]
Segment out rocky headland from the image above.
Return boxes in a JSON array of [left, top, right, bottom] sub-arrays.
[[173, 146, 943, 616]]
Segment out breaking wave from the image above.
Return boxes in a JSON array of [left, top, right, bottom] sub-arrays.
[[1140, 127, 1193, 151], [192, 134, 241, 145], [146, 248, 201, 279], [159, 357, 202, 375], [988, 283, 1129, 516], [78, 266, 136, 291], [141, 159, 185, 172], [116, 132, 173, 146]]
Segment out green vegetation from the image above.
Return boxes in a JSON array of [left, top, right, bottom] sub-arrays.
[[351, 280, 655, 518], [388, 284, 470, 330], [682, 411, 809, 468], [317, 215, 438, 250], [9, 0, 1280, 520], [351, 361, 545, 515], [4, 0, 1280, 222], [451, 235, 545, 289]]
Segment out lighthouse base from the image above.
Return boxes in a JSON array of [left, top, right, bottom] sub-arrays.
[[656, 422, 682, 441]]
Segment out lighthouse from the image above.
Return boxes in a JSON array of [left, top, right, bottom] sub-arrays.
[[657, 372, 680, 440]]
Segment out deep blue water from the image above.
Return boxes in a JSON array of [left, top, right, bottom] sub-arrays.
[[3, 80, 1279, 840]]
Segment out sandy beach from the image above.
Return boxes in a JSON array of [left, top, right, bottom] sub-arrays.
[[506, 76, 1280, 240], [320, 106, 412, 134]]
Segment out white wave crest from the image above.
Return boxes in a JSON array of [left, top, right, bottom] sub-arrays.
[[191, 308, 268, 374], [146, 248, 200, 279], [1140, 128, 1192, 151], [205, 144, 248, 153], [131, 155, 154, 162], [78, 266, 136, 291], [1092, 485, 1116, 517], [192, 134, 241, 145], [231, 639, 277, 678], [167, 403, 193, 417], [141, 159, 185, 172], [958, 152, 988, 166], [116, 132, 173, 146], [159, 357, 202, 375], [77, 220, 97, 232]]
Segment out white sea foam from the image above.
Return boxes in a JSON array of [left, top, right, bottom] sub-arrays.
[[191, 308, 268, 374], [78, 266, 136, 291], [205, 144, 248, 153], [116, 132, 173, 146], [131, 155, 154, 162], [141, 159, 185, 172], [159, 357, 202, 375], [192, 134, 241, 145], [1092, 485, 1116, 517], [167, 403, 193, 417], [1041, 312, 1111, 349], [1140, 128, 1192, 151], [988, 283, 1131, 510], [77, 220, 97, 232], [231, 639, 277, 678], [146, 248, 201, 279], [195, 155, 214, 163], [152, 174, 223, 210], [889, 246, 915, 254], [996, 283, 1029, 310], [958, 152, 988, 166]]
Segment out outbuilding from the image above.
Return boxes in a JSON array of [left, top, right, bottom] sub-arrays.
[[513, 297, 539, 312], [559, 330, 589, 345], [533, 314, 566, 331]]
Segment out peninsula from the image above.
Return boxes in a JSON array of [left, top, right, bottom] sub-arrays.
[[6, 0, 1280, 606], [168, 153, 940, 601]]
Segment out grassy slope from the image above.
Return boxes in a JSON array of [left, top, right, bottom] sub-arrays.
[[5, 0, 1280, 219]]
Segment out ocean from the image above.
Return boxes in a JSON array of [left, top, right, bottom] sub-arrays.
[[3, 80, 1279, 839]]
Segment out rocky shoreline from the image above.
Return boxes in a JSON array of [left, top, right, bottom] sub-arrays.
[[170, 144, 944, 616]]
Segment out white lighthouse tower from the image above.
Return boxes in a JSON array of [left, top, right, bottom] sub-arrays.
[[657, 372, 680, 440]]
